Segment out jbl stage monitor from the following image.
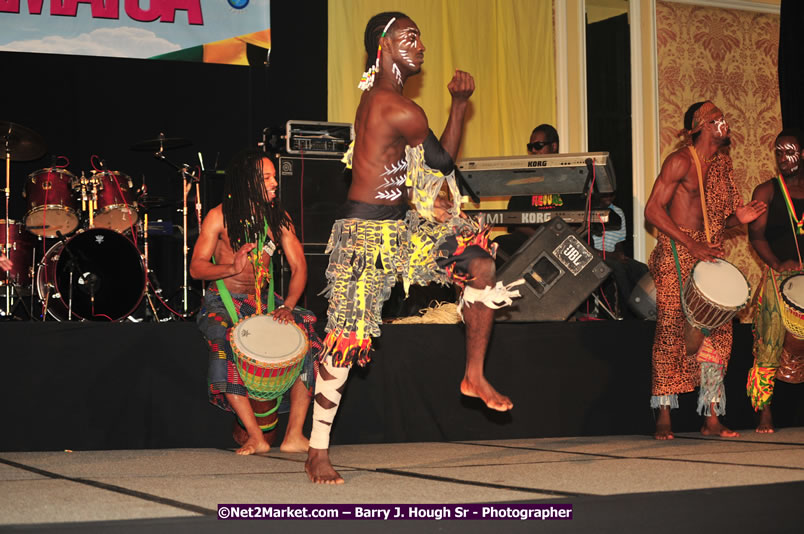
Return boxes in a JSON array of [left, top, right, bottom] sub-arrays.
[[495, 218, 612, 321]]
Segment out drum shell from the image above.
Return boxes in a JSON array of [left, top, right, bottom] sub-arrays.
[[24, 168, 79, 238], [683, 260, 749, 331], [36, 228, 145, 321], [780, 274, 804, 339], [91, 171, 139, 233], [0, 219, 35, 286], [229, 315, 309, 401]]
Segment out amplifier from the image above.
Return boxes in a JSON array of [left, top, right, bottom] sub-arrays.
[[285, 120, 354, 156]]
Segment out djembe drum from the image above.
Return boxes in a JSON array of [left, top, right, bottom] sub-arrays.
[[682, 258, 750, 355], [228, 314, 309, 441]]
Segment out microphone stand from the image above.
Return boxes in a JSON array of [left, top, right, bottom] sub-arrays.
[[576, 158, 598, 238], [54, 230, 80, 321]]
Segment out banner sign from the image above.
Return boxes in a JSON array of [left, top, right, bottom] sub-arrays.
[[0, 0, 271, 65]]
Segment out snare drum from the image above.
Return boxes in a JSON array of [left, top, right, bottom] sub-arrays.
[[36, 228, 145, 321], [228, 314, 309, 401], [683, 258, 750, 331], [0, 219, 35, 288], [23, 168, 79, 237], [780, 274, 804, 339], [91, 170, 139, 233]]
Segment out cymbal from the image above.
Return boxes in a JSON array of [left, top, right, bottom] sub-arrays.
[[0, 121, 46, 161], [131, 135, 191, 152]]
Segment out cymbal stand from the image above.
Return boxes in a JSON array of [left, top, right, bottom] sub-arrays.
[[3, 143, 11, 315], [154, 150, 198, 318], [193, 179, 204, 298]]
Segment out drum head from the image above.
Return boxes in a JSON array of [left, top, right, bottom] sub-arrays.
[[692, 259, 749, 308], [231, 315, 307, 363], [52, 228, 144, 320], [782, 274, 804, 310]]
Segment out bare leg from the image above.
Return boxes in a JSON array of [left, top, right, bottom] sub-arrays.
[[225, 393, 271, 455], [280, 377, 311, 452], [701, 403, 739, 437], [756, 406, 775, 433], [654, 406, 674, 440], [459, 257, 513, 411], [305, 360, 349, 484]]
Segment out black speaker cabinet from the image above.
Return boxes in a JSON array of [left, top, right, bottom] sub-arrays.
[[278, 156, 349, 245], [279, 244, 330, 325], [495, 218, 612, 322]]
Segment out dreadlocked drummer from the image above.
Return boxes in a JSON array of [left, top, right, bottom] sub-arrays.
[[305, 12, 521, 485], [191, 149, 321, 456]]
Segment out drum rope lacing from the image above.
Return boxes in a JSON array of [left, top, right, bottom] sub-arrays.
[[670, 239, 711, 337]]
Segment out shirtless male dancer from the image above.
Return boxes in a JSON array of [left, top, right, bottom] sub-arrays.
[[645, 101, 766, 440], [305, 12, 520, 484], [192, 150, 318, 455]]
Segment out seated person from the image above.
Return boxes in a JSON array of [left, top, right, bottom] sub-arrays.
[[191, 149, 320, 455], [591, 194, 649, 319], [493, 124, 560, 262]]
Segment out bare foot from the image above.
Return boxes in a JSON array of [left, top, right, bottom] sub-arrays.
[[756, 407, 775, 434], [460, 376, 513, 411], [654, 407, 674, 440], [654, 423, 674, 440], [236, 435, 271, 455], [232, 424, 249, 447], [305, 448, 344, 484], [701, 417, 739, 438], [280, 433, 310, 453]]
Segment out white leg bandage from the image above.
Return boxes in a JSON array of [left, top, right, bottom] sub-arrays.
[[457, 278, 525, 320], [308, 356, 350, 450]]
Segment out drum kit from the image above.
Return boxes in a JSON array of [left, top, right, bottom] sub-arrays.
[[1, 121, 201, 322]]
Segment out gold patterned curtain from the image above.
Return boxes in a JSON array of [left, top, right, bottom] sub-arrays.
[[327, 0, 556, 159], [656, 0, 781, 321]]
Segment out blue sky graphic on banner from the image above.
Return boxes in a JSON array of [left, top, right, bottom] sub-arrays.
[[0, 0, 271, 65]]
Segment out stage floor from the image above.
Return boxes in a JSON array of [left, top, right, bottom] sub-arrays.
[[2, 429, 803, 533]]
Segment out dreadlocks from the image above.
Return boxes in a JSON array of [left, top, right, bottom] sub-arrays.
[[222, 149, 291, 251]]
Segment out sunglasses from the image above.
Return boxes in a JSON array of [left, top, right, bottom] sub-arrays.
[[527, 141, 550, 151]]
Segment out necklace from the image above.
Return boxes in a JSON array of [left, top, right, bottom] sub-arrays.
[[776, 174, 804, 235]]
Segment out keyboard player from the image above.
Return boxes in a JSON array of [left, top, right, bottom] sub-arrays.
[[492, 124, 560, 263]]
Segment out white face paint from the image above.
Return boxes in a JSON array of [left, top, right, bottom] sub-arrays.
[[712, 116, 728, 137], [375, 158, 408, 201], [776, 141, 801, 175], [396, 27, 421, 69]]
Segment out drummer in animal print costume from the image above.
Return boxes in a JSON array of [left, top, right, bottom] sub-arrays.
[[191, 149, 321, 455], [644, 101, 766, 440], [747, 129, 804, 433]]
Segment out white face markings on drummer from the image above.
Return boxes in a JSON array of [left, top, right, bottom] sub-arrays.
[[712, 116, 729, 138], [776, 141, 801, 175], [375, 157, 408, 201]]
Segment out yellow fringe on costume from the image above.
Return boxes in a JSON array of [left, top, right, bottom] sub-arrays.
[[403, 143, 462, 222]]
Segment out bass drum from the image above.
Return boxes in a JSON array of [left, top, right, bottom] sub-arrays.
[[36, 228, 145, 321]]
